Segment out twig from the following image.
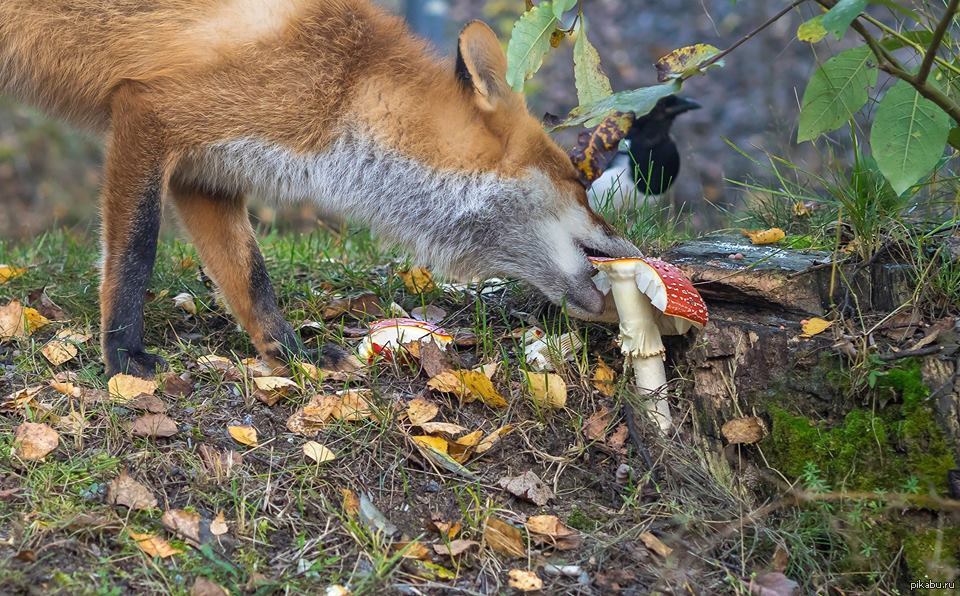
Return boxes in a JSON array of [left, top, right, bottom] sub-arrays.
[[917, 0, 960, 85], [877, 345, 944, 361], [699, 0, 809, 72]]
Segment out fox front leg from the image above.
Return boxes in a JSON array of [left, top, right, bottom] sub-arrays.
[[170, 185, 349, 371], [99, 86, 168, 378]]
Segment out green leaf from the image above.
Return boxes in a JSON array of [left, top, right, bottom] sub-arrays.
[[798, 16, 828, 44], [506, 3, 562, 92], [655, 44, 724, 82], [573, 21, 612, 106], [880, 30, 939, 52], [797, 46, 877, 142], [949, 127, 960, 151], [555, 81, 681, 129], [553, 0, 577, 20], [871, 80, 951, 195], [822, 0, 867, 40], [868, 0, 921, 22]]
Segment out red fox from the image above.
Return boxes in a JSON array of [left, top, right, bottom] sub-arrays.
[[0, 0, 641, 378]]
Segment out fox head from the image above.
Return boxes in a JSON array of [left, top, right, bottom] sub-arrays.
[[439, 21, 642, 320]]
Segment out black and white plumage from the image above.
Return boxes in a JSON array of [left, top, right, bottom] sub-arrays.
[[589, 95, 700, 209]]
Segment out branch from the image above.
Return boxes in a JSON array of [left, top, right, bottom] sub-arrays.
[[917, 0, 959, 84], [700, 0, 809, 71]]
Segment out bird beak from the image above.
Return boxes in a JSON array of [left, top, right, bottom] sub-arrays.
[[667, 97, 701, 116]]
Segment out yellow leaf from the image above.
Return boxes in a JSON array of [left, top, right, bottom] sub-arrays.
[[227, 425, 258, 447], [49, 380, 82, 398], [394, 540, 431, 560], [484, 517, 526, 558], [341, 488, 360, 516], [252, 376, 298, 406], [655, 43, 723, 81], [0, 301, 50, 339], [406, 398, 439, 425], [797, 16, 828, 43], [412, 435, 449, 454], [455, 430, 484, 447], [507, 569, 543, 592], [742, 227, 786, 245], [592, 358, 616, 397], [41, 329, 90, 366], [398, 267, 436, 294], [476, 424, 514, 454], [129, 532, 182, 558], [303, 441, 336, 463], [108, 374, 158, 401], [428, 370, 508, 408], [801, 317, 832, 338], [0, 265, 26, 284], [523, 372, 567, 410]]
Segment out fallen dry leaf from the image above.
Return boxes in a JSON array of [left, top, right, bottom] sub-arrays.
[[428, 370, 508, 408], [129, 531, 182, 558], [394, 540, 431, 560], [412, 435, 449, 454], [127, 394, 168, 414], [210, 511, 229, 536], [639, 531, 673, 558], [108, 374, 157, 402], [196, 354, 238, 376], [524, 371, 567, 410], [607, 424, 628, 453], [749, 571, 799, 596], [742, 227, 786, 245], [0, 265, 26, 283], [227, 425, 258, 447], [341, 488, 360, 516], [583, 406, 614, 441], [107, 471, 158, 510], [507, 569, 543, 592], [411, 304, 446, 323], [190, 577, 229, 596], [499, 470, 554, 506], [800, 317, 832, 338], [0, 300, 50, 339], [40, 328, 91, 366], [432, 539, 478, 557], [253, 375, 298, 406], [322, 292, 384, 319], [484, 517, 525, 558], [241, 358, 277, 378], [56, 410, 87, 436], [429, 515, 462, 539], [12, 422, 59, 461], [130, 414, 178, 438], [525, 515, 581, 550], [419, 339, 451, 377], [593, 358, 617, 397], [161, 373, 194, 398], [476, 425, 514, 455], [162, 509, 202, 545], [49, 380, 82, 399], [418, 421, 468, 435], [198, 445, 242, 482], [721, 416, 768, 445], [303, 441, 336, 464], [399, 267, 436, 294], [2, 385, 43, 411], [406, 398, 439, 425]]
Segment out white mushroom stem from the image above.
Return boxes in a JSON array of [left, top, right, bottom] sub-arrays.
[[603, 266, 672, 431]]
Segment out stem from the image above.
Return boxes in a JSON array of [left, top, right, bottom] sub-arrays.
[[632, 354, 672, 431], [698, 0, 809, 73], [860, 14, 960, 76], [917, 0, 959, 84]]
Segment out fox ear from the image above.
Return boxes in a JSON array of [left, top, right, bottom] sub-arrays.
[[456, 21, 510, 112]]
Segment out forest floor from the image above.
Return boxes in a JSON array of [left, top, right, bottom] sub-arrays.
[[0, 228, 957, 595]]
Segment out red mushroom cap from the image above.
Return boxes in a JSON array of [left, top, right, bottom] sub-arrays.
[[636, 258, 708, 328]]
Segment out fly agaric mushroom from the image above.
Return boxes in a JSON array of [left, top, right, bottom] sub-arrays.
[[358, 318, 453, 362], [590, 257, 708, 431]]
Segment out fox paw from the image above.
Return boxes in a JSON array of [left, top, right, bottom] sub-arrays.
[[107, 350, 168, 379]]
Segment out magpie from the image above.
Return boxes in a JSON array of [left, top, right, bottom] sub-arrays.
[[589, 95, 700, 210]]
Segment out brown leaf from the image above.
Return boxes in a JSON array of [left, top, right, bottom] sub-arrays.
[[130, 414, 178, 438], [394, 540, 431, 560], [323, 292, 384, 319], [749, 571, 799, 596], [499, 470, 554, 506], [107, 471, 158, 510], [584, 406, 614, 441], [341, 488, 360, 516], [655, 44, 723, 81], [0, 300, 50, 339], [210, 511, 229, 536], [428, 370, 508, 408], [418, 421, 469, 435], [607, 424, 629, 453], [127, 394, 168, 414], [130, 532, 182, 558], [411, 305, 446, 324], [191, 577, 230, 596], [569, 112, 636, 185], [507, 569, 543, 592], [26, 288, 67, 321], [253, 375, 298, 406], [2, 385, 43, 411], [40, 329, 90, 366], [406, 398, 439, 426], [484, 517, 525, 558], [162, 509, 202, 545], [639, 531, 673, 558], [429, 515, 462, 539], [161, 373, 194, 398], [525, 515, 581, 550], [721, 416, 768, 445], [12, 422, 59, 461], [432, 539, 478, 557], [419, 339, 451, 378], [476, 424, 514, 455]]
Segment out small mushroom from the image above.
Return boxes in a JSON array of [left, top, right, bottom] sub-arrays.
[[590, 257, 708, 431], [357, 318, 454, 362]]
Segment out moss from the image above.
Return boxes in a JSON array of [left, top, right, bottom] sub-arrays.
[[902, 528, 960, 592], [566, 508, 598, 532], [766, 360, 956, 494]]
